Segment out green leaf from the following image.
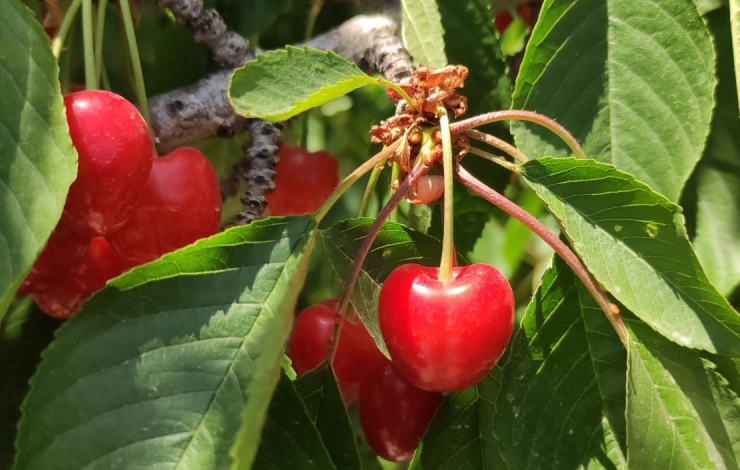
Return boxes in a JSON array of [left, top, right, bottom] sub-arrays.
[[512, 0, 715, 202], [252, 371, 336, 470], [626, 320, 740, 469], [13, 216, 316, 470], [410, 370, 506, 469], [494, 258, 627, 469], [0, 0, 77, 318], [400, 0, 447, 67], [691, 8, 740, 296], [295, 366, 362, 470], [520, 157, 740, 356], [0, 300, 60, 468], [438, 0, 510, 115], [321, 218, 445, 355], [229, 46, 384, 121], [731, 0, 740, 112]]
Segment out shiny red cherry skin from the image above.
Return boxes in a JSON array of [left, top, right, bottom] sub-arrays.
[[20, 223, 90, 294], [107, 147, 221, 266], [289, 299, 382, 403], [32, 237, 130, 318], [266, 143, 339, 216], [358, 357, 442, 462], [378, 263, 515, 392], [61, 90, 154, 237]]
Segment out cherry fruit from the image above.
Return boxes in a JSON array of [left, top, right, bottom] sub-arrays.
[[61, 90, 154, 237], [31, 237, 129, 318], [288, 299, 381, 403], [266, 143, 339, 215], [108, 147, 221, 266], [358, 357, 442, 462], [20, 223, 90, 293], [378, 263, 515, 392]]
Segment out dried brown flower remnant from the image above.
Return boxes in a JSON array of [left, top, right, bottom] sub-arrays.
[[370, 65, 470, 180], [386, 65, 469, 119]]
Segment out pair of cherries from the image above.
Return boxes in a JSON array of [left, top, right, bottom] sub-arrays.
[[288, 299, 443, 463], [288, 262, 514, 463], [23, 90, 221, 318]]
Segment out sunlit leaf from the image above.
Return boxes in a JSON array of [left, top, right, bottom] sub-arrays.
[[229, 46, 387, 121], [520, 157, 740, 356], [0, 0, 77, 319], [13, 217, 316, 470]]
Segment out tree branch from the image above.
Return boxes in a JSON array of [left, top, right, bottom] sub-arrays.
[[150, 3, 413, 224]]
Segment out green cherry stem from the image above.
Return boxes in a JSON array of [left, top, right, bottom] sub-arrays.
[[451, 110, 587, 159], [314, 139, 401, 223], [455, 164, 628, 346], [304, 0, 324, 40], [81, 0, 97, 89], [389, 161, 400, 222], [467, 146, 518, 172], [437, 104, 455, 282], [464, 129, 529, 163], [358, 160, 387, 217], [119, 0, 151, 126], [51, 0, 82, 59], [382, 80, 415, 111], [94, 0, 109, 86]]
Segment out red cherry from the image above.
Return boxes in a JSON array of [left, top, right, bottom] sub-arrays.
[[61, 90, 154, 237], [517, 3, 534, 27], [378, 263, 515, 392], [32, 237, 129, 318], [494, 10, 514, 32], [266, 143, 339, 215], [20, 223, 90, 293], [406, 174, 444, 204], [288, 299, 382, 403], [107, 147, 221, 266], [358, 357, 442, 462]]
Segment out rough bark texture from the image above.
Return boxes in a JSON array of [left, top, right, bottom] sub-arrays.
[[156, 0, 253, 68], [151, 1, 413, 224]]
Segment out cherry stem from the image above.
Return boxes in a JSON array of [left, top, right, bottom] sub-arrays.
[[119, 0, 151, 127], [437, 105, 455, 282], [94, 0, 109, 86], [52, 0, 82, 59], [314, 139, 401, 223], [358, 160, 386, 217], [451, 110, 587, 159], [382, 80, 415, 111], [329, 162, 430, 363], [389, 161, 400, 222], [467, 146, 518, 172], [455, 164, 628, 347], [304, 0, 324, 40], [81, 0, 97, 89], [464, 129, 529, 163]]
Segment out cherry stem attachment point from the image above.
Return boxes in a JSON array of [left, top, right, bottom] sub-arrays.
[[451, 110, 587, 159], [455, 164, 628, 347], [81, 0, 97, 89], [330, 161, 430, 362], [464, 129, 529, 163], [315, 139, 401, 224], [383, 81, 415, 111], [437, 105, 455, 282], [119, 0, 151, 127], [52, 0, 82, 59]]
